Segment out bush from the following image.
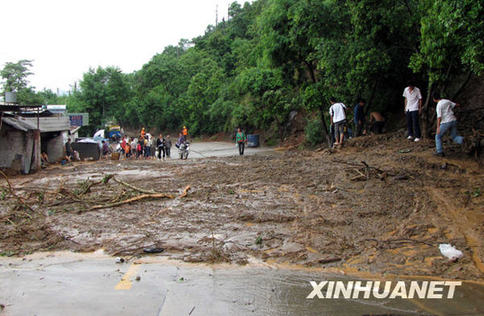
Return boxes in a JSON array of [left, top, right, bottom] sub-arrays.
[[305, 119, 325, 146]]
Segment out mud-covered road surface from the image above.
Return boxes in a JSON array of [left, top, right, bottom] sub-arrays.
[[1, 135, 483, 281]]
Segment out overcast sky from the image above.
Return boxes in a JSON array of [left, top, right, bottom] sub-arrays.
[[1, 0, 244, 93]]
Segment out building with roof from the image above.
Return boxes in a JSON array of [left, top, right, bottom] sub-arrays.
[[0, 116, 40, 174], [17, 111, 71, 163]]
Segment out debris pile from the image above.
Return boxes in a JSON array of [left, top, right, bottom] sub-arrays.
[[0, 170, 190, 255]]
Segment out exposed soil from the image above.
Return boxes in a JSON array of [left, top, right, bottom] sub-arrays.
[[1, 133, 483, 281]]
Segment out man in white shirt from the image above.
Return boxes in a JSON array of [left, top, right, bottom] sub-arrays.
[[402, 84, 422, 142], [329, 97, 347, 147], [433, 92, 464, 157]]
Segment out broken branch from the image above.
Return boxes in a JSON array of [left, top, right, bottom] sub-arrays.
[[88, 192, 176, 211], [112, 177, 157, 194], [179, 185, 191, 198]]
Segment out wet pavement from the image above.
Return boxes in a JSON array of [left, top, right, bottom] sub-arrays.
[[1, 251, 483, 316], [186, 141, 275, 159]]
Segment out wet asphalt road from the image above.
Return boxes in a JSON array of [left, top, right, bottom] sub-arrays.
[[179, 141, 275, 159], [1, 252, 483, 316]]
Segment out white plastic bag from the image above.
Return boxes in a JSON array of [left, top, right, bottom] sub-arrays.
[[439, 244, 463, 260]]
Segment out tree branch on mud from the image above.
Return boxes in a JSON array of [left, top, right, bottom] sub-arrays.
[[1, 172, 191, 218], [88, 192, 176, 211], [112, 177, 157, 194], [0, 170, 37, 215]]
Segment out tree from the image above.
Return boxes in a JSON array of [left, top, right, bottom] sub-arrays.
[[74, 66, 131, 132], [1, 59, 34, 93], [64, 0, 481, 144], [411, 0, 484, 135]]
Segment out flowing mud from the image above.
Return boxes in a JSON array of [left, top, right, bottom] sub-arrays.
[[1, 134, 483, 281]]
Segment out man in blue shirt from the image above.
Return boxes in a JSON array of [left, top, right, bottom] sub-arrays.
[[353, 98, 366, 137]]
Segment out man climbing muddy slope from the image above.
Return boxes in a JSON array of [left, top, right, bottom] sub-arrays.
[[433, 92, 465, 157]]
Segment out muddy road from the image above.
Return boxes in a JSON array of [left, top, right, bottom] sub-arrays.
[[1, 136, 483, 281]]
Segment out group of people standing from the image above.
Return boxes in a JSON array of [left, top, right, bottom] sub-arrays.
[[156, 134, 172, 159], [119, 126, 183, 160], [120, 133, 156, 160], [328, 83, 464, 156], [329, 98, 386, 147]]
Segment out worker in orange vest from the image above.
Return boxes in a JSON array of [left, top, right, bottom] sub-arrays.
[[182, 126, 188, 138], [140, 127, 146, 139]]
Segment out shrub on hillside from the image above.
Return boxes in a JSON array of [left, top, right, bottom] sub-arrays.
[[305, 119, 324, 146]]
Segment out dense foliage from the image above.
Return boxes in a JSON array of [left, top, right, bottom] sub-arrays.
[[2, 0, 483, 142]]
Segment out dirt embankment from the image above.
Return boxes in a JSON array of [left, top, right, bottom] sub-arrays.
[[0, 133, 482, 280]]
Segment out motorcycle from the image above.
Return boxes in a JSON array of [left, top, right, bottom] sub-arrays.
[[178, 141, 190, 160]]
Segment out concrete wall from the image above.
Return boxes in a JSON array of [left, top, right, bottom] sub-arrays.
[[0, 125, 35, 174], [45, 132, 66, 162]]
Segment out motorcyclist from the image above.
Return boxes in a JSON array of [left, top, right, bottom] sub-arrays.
[[176, 132, 186, 148], [176, 132, 189, 159]]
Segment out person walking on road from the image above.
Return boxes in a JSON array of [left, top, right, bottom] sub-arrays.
[[329, 98, 347, 147], [165, 135, 172, 158], [433, 92, 464, 157], [403, 83, 422, 142], [235, 128, 247, 155], [157, 134, 166, 160], [143, 136, 150, 159]]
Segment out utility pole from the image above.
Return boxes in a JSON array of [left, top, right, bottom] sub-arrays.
[[216, 4, 218, 26]]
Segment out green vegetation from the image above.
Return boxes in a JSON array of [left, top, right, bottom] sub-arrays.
[[305, 119, 325, 146], [2, 0, 483, 144]]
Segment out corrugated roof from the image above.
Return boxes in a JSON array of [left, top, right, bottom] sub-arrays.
[[1, 117, 37, 132], [18, 116, 70, 132]]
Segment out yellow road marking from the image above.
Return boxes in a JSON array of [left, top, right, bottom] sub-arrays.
[[115, 263, 140, 290]]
